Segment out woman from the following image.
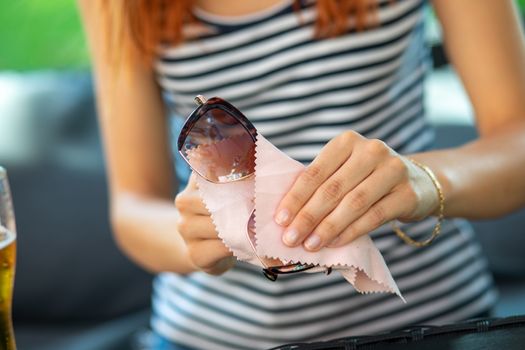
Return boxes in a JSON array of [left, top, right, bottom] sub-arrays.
[[79, 0, 525, 349]]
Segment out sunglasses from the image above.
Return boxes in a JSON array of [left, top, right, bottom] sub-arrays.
[[178, 95, 331, 281]]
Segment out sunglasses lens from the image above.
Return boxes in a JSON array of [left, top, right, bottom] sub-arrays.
[[182, 108, 255, 183]]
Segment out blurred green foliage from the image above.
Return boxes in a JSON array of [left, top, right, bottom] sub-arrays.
[[0, 0, 89, 70]]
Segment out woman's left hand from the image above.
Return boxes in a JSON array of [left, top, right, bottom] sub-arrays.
[[275, 130, 440, 251]]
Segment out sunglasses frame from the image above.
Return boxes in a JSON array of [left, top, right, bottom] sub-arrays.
[[178, 96, 323, 281], [263, 264, 329, 282]]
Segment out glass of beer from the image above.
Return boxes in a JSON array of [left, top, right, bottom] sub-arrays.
[[0, 167, 16, 350]]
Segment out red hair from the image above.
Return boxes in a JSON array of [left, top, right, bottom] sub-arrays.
[[107, 0, 379, 65]]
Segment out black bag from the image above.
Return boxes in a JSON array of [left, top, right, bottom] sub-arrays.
[[269, 315, 525, 350]]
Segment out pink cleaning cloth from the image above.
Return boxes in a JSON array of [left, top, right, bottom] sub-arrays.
[[194, 134, 404, 301]]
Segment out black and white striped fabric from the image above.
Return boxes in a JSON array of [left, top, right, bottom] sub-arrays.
[[153, 0, 497, 349]]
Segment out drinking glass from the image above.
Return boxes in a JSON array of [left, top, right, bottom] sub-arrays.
[[0, 167, 16, 350]]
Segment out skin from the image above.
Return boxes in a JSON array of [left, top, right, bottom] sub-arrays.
[[79, 0, 525, 275]]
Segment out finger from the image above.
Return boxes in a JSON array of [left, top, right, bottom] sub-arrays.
[[192, 196, 210, 216], [328, 191, 405, 247], [281, 153, 375, 247], [175, 192, 209, 216], [204, 256, 236, 276], [188, 173, 199, 190], [178, 215, 218, 240], [274, 131, 362, 227], [302, 159, 403, 251], [187, 239, 233, 274]]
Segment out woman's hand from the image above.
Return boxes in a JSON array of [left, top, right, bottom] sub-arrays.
[[275, 131, 440, 251], [175, 174, 235, 275]]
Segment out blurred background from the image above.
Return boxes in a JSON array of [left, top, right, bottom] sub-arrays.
[[0, 1, 524, 350], [0, 1, 153, 350]]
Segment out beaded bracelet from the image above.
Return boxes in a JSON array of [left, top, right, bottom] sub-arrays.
[[391, 158, 445, 248]]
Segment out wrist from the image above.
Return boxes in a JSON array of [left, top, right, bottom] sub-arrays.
[[408, 158, 445, 219], [393, 158, 445, 247], [408, 154, 452, 218]]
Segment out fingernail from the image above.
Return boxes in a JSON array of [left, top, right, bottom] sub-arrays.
[[304, 234, 321, 250], [275, 209, 290, 226], [283, 228, 298, 246], [327, 236, 341, 247]]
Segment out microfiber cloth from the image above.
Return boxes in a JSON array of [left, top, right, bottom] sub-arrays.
[[194, 134, 404, 301]]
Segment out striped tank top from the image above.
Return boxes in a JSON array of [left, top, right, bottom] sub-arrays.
[[153, 0, 497, 349]]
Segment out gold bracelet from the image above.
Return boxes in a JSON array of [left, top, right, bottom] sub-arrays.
[[391, 158, 445, 247]]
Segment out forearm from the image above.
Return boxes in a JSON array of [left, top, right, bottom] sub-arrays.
[[411, 120, 525, 219], [111, 192, 197, 274]]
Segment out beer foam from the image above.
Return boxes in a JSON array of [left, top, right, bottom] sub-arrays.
[[0, 225, 15, 250]]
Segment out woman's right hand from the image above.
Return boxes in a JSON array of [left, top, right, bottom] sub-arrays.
[[175, 174, 235, 275]]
